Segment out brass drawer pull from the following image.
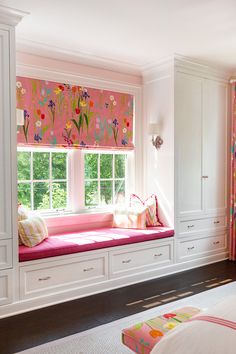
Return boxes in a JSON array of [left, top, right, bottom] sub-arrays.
[[187, 246, 195, 250], [187, 225, 195, 229], [122, 259, 131, 264], [38, 276, 51, 281], [154, 253, 163, 257], [213, 241, 220, 245], [83, 267, 94, 272], [214, 221, 220, 224]]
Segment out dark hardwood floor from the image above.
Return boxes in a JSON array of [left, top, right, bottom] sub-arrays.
[[1, 260, 236, 354]]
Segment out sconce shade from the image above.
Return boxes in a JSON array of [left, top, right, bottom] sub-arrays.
[[16, 108, 24, 126], [148, 123, 160, 135]]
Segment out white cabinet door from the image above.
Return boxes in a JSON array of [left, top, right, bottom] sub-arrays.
[[175, 72, 204, 217], [0, 29, 12, 240], [203, 79, 228, 215]]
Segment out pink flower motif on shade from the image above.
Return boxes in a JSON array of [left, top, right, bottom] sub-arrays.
[[96, 117, 100, 122], [113, 101, 117, 106], [163, 313, 176, 319], [108, 119, 112, 124], [96, 124, 100, 129]]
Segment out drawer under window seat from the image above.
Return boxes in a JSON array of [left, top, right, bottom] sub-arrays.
[[19, 227, 174, 262]]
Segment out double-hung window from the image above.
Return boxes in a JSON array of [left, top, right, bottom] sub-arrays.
[[17, 148, 131, 213]]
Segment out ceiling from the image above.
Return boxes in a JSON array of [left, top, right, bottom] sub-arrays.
[[1, 0, 236, 74]]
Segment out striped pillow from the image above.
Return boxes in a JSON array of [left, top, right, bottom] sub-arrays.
[[18, 216, 48, 247], [18, 205, 28, 245], [130, 194, 163, 227]]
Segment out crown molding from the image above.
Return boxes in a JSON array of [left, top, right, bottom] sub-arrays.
[[174, 54, 232, 81], [16, 37, 144, 77], [142, 53, 232, 83], [0, 5, 28, 26], [15, 36, 233, 81]]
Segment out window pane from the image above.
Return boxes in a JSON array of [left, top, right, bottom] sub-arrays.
[[115, 180, 125, 204], [100, 180, 113, 205], [52, 182, 67, 209], [33, 152, 50, 180], [33, 182, 50, 210], [115, 154, 126, 178], [18, 183, 31, 209], [85, 153, 98, 179], [52, 153, 67, 180], [85, 181, 98, 206], [100, 154, 113, 179], [17, 152, 30, 180]]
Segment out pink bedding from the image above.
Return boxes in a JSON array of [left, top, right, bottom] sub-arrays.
[[19, 226, 174, 262]]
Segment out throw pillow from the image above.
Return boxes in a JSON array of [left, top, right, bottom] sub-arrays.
[[18, 216, 48, 247], [113, 205, 147, 229], [18, 204, 28, 245], [130, 194, 162, 227]]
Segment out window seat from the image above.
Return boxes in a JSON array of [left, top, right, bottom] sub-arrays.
[[19, 226, 174, 262]]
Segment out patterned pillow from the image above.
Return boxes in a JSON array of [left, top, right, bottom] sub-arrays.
[[113, 206, 147, 229], [130, 194, 163, 227], [18, 204, 28, 245], [18, 216, 48, 247]]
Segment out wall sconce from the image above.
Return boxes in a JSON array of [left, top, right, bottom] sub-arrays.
[[148, 123, 163, 149], [16, 108, 24, 126]]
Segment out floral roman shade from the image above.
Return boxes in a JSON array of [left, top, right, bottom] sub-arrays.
[[16, 76, 134, 150]]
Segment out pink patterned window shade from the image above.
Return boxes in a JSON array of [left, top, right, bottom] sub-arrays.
[[16, 77, 134, 150]]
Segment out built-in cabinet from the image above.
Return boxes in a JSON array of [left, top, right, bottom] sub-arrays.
[[175, 67, 228, 262], [0, 24, 13, 306], [0, 8, 24, 307], [143, 57, 229, 265], [175, 72, 228, 219]]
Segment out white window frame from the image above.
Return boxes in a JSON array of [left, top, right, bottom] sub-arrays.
[[17, 147, 135, 215]]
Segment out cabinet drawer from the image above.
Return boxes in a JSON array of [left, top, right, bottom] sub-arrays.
[[0, 239, 12, 270], [111, 242, 173, 276], [178, 234, 226, 261], [20, 254, 108, 299], [179, 216, 226, 236], [0, 269, 12, 306]]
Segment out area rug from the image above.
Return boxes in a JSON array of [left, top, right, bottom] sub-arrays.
[[17, 281, 236, 354]]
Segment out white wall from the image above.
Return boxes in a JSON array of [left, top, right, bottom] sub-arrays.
[[143, 65, 174, 227]]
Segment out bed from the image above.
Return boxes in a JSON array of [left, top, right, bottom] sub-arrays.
[[151, 296, 236, 354]]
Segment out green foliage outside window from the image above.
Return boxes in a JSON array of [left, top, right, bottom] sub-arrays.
[[17, 151, 67, 211], [84, 153, 126, 207]]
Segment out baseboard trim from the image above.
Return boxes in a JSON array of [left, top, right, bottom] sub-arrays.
[[0, 252, 228, 319]]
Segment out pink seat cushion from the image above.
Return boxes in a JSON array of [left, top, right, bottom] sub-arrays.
[[19, 227, 174, 262]]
